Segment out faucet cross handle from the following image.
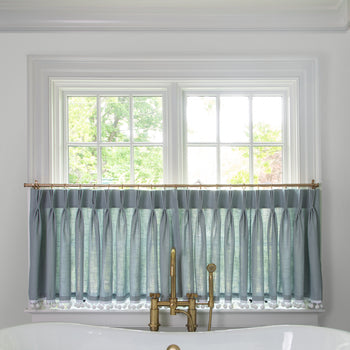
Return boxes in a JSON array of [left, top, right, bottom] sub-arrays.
[[207, 263, 217, 274], [186, 293, 198, 299], [150, 293, 160, 299]]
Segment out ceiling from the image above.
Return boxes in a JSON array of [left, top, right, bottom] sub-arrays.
[[0, 0, 348, 31], [0, 0, 344, 11]]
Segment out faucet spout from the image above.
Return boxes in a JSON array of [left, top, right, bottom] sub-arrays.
[[169, 248, 177, 315], [170, 248, 176, 299]]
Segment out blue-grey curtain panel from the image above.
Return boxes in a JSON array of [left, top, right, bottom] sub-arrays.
[[28, 188, 322, 307]]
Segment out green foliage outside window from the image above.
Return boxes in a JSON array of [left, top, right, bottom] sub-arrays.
[[227, 122, 282, 184], [67, 94, 283, 185], [67, 95, 163, 184]]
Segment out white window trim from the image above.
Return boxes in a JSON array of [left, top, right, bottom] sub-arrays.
[[28, 56, 320, 184], [27, 55, 320, 327]]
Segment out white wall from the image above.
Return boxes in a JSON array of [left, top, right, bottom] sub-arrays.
[[0, 30, 349, 331]]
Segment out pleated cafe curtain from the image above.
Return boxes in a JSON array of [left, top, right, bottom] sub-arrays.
[[28, 187, 322, 309]]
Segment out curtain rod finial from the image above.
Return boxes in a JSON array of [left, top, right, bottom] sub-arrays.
[[311, 179, 319, 189]]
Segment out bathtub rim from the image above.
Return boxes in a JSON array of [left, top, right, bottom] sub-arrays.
[[1, 321, 349, 336]]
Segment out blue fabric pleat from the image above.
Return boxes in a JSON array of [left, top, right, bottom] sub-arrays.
[[100, 190, 113, 301], [129, 191, 141, 301], [159, 191, 171, 300], [88, 191, 100, 300], [308, 190, 322, 302], [115, 191, 128, 301], [147, 192, 159, 298], [239, 191, 249, 302], [267, 190, 278, 302], [194, 191, 207, 300], [45, 190, 56, 301], [181, 190, 194, 297], [59, 190, 71, 300], [211, 191, 221, 301], [224, 191, 235, 302], [29, 190, 43, 301], [293, 190, 305, 302], [280, 190, 292, 302], [251, 191, 264, 302], [75, 190, 84, 301]]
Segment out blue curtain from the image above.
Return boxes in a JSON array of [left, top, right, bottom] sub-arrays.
[[28, 188, 322, 309]]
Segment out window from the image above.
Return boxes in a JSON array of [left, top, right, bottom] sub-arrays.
[[27, 57, 320, 327], [66, 93, 165, 184], [28, 57, 318, 184], [58, 84, 291, 185], [184, 93, 285, 184]]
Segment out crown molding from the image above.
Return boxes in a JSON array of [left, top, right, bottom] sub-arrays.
[[1, 0, 348, 32]]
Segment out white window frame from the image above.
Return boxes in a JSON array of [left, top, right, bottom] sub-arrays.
[[27, 56, 321, 327], [28, 57, 319, 184], [55, 82, 294, 185]]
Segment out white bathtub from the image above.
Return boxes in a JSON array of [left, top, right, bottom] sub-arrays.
[[1, 323, 350, 350]]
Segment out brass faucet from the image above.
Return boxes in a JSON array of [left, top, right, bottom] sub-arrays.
[[149, 248, 216, 332]]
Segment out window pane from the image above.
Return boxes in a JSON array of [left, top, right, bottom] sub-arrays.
[[187, 147, 216, 183], [134, 147, 163, 184], [101, 97, 130, 142], [186, 96, 216, 142], [253, 146, 282, 184], [220, 97, 249, 143], [68, 97, 97, 142], [101, 147, 130, 184], [221, 147, 250, 184], [253, 97, 282, 143], [69, 146, 97, 183], [133, 97, 163, 142]]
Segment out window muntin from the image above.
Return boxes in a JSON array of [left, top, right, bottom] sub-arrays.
[[65, 93, 165, 184]]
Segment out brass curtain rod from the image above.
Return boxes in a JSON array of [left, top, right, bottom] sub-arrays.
[[24, 180, 319, 190]]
